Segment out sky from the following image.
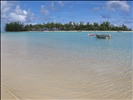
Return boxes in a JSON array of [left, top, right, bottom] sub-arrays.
[[1, 1, 133, 31]]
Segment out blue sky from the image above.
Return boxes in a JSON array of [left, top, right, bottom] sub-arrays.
[[1, 1, 133, 31]]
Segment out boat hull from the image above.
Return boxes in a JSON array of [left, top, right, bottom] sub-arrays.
[[96, 34, 111, 39]]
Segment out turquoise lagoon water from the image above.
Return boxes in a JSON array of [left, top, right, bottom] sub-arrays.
[[1, 32, 132, 99]]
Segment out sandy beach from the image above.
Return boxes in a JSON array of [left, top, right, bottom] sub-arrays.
[[2, 55, 132, 99], [1, 32, 132, 99], [1, 85, 18, 99]]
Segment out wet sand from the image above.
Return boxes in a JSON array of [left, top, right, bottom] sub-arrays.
[[2, 51, 132, 99], [1, 85, 18, 99]]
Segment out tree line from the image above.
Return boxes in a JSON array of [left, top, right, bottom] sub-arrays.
[[5, 21, 131, 32]]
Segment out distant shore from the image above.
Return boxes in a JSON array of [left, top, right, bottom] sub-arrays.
[[28, 30, 133, 32], [2, 30, 133, 33]]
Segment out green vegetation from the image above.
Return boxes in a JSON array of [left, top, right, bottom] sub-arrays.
[[5, 22, 26, 32], [5, 21, 131, 32]]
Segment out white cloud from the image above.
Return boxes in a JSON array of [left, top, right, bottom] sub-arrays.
[[40, 5, 49, 16], [27, 23, 37, 25], [26, 10, 36, 23], [7, 5, 28, 22], [1, 1, 13, 19], [111, 18, 133, 30], [9, 12, 27, 22], [1, 1, 35, 23], [7, 5, 35, 23], [105, 1, 130, 12], [113, 23, 119, 27], [1, 1, 36, 31], [15, 5, 28, 15]]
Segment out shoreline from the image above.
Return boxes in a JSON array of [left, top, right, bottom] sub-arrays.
[[28, 30, 133, 32], [1, 31, 132, 34], [2, 31, 133, 33]]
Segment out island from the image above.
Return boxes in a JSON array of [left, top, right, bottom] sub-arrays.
[[5, 21, 131, 32]]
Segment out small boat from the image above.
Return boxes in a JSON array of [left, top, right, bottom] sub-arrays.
[[88, 33, 94, 36], [96, 34, 112, 39]]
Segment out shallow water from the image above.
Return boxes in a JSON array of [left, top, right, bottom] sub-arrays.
[[1, 32, 133, 99]]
